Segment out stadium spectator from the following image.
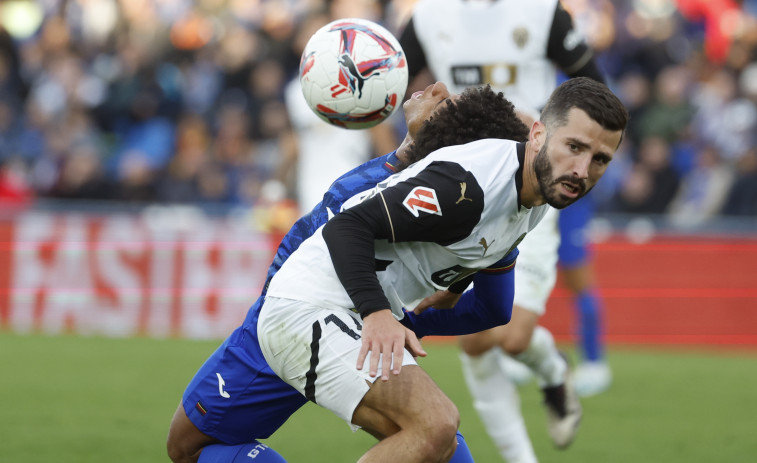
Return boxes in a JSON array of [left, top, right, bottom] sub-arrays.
[[668, 144, 734, 226], [615, 135, 682, 214], [721, 147, 757, 216], [0, 0, 751, 227]]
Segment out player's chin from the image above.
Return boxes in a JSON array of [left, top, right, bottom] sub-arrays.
[[546, 193, 578, 210], [547, 184, 590, 209]]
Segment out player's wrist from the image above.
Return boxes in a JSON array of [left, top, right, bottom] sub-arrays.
[[360, 306, 391, 319]]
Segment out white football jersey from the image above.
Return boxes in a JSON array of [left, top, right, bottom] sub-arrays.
[[408, 0, 591, 113], [266, 139, 549, 319]]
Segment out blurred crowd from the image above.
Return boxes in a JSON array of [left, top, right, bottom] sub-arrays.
[[0, 0, 756, 225]]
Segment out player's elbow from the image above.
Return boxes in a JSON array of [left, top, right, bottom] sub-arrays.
[[481, 300, 511, 327]]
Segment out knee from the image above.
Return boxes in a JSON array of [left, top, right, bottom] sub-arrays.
[[459, 333, 493, 357], [417, 400, 459, 461], [501, 335, 529, 356], [166, 414, 203, 463], [166, 438, 194, 463]]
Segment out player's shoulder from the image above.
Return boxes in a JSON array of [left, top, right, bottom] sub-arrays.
[[323, 152, 398, 207], [417, 140, 522, 197], [430, 139, 520, 169]]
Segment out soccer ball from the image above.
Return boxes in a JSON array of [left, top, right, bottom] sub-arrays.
[[299, 18, 408, 130]]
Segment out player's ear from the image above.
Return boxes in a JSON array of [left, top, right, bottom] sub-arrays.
[[529, 120, 547, 152]]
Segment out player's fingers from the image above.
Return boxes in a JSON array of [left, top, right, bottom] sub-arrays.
[[369, 343, 381, 378], [406, 331, 427, 358], [357, 340, 370, 371], [381, 341, 394, 381], [392, 342, 404, 376], [403, 328, 422, 357], [412, 297, 433, 315]]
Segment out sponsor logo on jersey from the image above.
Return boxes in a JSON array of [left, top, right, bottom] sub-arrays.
[[563, 29, 583, 50], [403, 186, 442, 217], [451, 64, 517, 88], [216, 372, 230, 398], [456, 182, 473, 204], [451, 65, 483, 86], [479, 237, 495, 257]]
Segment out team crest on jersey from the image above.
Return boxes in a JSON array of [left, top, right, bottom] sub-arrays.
[[513, 27, 529, 49], [403, 186, 442, 217]]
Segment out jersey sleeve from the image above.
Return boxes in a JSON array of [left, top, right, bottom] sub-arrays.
[[377, 161, 484, 244], [398, 17, 428, 84], [400, 251, 517, 337], [322, 160, 484, 317], [546, 3, 605, 83]]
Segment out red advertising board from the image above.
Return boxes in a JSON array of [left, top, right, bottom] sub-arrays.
[[2, 212, 756, 346], [0, 211, 274, 339], [542, 236, 757, 347]]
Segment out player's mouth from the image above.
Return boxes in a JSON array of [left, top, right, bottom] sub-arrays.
[[559, 181, 582, 198], [411, 90, 424, 99]]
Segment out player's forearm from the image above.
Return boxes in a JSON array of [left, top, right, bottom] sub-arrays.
[[322, 209, 391, 318], [402, 269, 514, 337]]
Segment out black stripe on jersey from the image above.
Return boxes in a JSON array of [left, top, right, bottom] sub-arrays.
[[546, 3, 603, 82], [448, 273, 475, 294], [305, 321, 322, 403], [381, 161, 484, 245], [323, 161, 484, 317], [515, 143, 525, 210], [375, 259, 393, 272], [398, 17, 427, 83], [325, 314, 361, 340]]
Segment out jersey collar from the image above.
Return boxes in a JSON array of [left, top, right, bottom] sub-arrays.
[[384, 150, 401, 173]]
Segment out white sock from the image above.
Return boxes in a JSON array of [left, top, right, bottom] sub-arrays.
[[460, 349, 538, 463], [513, 326, 566, 388]]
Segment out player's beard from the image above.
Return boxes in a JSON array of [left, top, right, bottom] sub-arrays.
[[534, 140, 588, 209]]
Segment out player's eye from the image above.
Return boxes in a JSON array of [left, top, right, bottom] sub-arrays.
[[593, 154, 611, 165]]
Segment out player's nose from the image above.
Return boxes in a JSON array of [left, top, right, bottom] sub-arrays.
[[572, 155, 592, 179], [430, 81, 450, 98]]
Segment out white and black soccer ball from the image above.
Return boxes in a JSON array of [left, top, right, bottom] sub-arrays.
[[299, 18, 408, 130]]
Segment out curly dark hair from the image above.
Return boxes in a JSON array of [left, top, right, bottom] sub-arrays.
[[404, 85, 529, 165]]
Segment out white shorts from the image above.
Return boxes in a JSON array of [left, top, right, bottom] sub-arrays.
[[257, 296, 417, 426], [513, 207, 560, 316]]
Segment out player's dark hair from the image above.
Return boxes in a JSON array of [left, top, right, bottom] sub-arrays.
[[540, 77, 629, 145], [404, 85, 529, 165]]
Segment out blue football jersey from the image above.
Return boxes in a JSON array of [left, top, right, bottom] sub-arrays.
[[262, 151, 402, 293]]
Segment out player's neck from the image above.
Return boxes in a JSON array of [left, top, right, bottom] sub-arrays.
[[520, 141, 547, 209], [395, 133, 414, 168]]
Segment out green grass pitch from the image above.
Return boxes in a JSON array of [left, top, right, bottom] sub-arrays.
[[1, 332, 755, 462]]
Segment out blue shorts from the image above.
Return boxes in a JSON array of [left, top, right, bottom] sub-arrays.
[[558, 194, 594, 268], [181, 297, 307, 444]]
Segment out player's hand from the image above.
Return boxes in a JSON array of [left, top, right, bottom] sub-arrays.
[[403, 326, 427, 359], [358, 310, 424, 381], [412, 290, 462, 314]]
